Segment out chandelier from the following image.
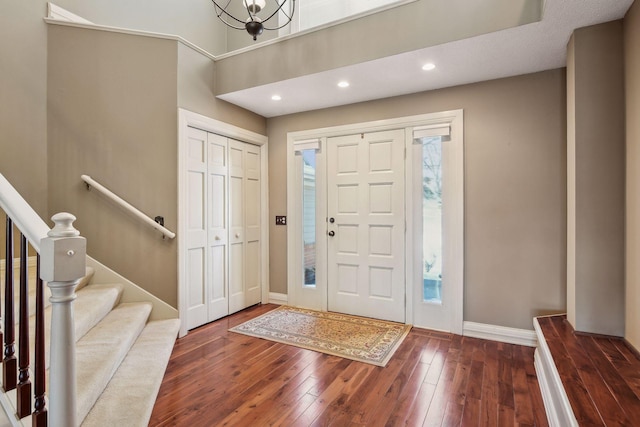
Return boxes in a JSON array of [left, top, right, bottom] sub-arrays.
[[211, 0, 296, 41]]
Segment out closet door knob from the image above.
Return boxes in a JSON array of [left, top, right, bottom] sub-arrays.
[[235, 233, 240, 238], [215, 235, 221, 241]]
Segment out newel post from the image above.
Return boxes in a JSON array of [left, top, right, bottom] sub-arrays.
[[40, 213, 86, 427]]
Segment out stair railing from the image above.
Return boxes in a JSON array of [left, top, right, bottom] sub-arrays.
[[0, 173, 86, 427], [80, 175, 176, 239]]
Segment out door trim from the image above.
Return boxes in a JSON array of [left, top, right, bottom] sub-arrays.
[[178, 108, 269, 337], [286, 110, 463, 332]]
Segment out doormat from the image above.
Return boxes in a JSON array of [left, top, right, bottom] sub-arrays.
[[229, 306, 411, 367]]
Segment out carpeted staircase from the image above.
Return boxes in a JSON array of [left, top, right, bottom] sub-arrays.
[[1, 259, 180, 426]]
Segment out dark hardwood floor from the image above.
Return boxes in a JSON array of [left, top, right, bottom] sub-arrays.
[[149, 304, 548, 426], [537, 315, 640, 426]]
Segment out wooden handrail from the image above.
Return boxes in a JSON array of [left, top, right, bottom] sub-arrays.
[[0, 174, 49, 253], [81, 175, 176, 239]]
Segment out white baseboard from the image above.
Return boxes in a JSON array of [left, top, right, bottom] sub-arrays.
[[533, 318, 578, 427], [463, 321, 538, 347], [268, 292, 288, 305]]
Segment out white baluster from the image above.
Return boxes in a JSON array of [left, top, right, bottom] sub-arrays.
[[40, 213, 87, 427]]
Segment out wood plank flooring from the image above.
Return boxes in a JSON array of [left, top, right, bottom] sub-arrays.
[[149, 304, 548, 426], [536, 315, 640, 426]]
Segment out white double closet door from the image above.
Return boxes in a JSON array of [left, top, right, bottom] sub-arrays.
[[186, 127, 261, 330]]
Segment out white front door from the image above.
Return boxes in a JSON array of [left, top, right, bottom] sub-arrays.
[[327, 130, 406, 323]]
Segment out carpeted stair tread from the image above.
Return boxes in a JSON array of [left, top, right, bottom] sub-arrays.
[[81, 318, 181, 427], [76, 302, 152, 423], [73, 283, 124, 341], [23, 283, 124, 371]]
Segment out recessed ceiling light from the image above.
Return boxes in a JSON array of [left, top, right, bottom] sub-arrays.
[[271, 95, 282, 101], [337, 81, 350, 88], [422, 63, 436, 71]]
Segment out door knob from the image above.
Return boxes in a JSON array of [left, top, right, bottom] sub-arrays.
[[328, 230, 335, 237], [235, 233, 240, 238], [329, 217, 335, 223]]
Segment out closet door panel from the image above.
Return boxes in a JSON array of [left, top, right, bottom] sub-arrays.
[[245, 148, 260, 180], [244, 144, 261, 305], [245, 240, 260, 301], [228, 139, 246, 314], [185, 127, 209, 329], [207, 133, 229, 320], [229, 242, 245, 313]]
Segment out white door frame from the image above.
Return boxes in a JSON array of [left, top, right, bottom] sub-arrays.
[[177, 108, 269, 337], [287, 110, 463, 333]]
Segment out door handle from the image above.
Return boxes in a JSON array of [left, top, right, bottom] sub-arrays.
[[329, 217, 335, 223], [328, 230, 335, 237]]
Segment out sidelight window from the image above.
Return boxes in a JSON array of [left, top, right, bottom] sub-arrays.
[[419, 136, 443, 303], [302, 149, 316, 287]]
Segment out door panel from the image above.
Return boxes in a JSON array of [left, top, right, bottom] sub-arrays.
[[207, 133, 229, 320], [327, 129, 405, 323], [185, 127, 208, 329], [229, 242, 244, 307], [228, 139, 262, 314], [186, 248, 207, 328], [228, 168, 245, 314]]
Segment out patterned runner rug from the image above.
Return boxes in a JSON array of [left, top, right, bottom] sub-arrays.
[[229, 306, 412, 367]]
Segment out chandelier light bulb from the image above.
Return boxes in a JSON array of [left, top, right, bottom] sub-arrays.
[[244, 0, 266, 13]]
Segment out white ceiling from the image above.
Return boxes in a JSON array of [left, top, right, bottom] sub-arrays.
[[218, 0, 634, 118]]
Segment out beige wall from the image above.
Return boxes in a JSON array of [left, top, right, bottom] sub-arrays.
[[567, 21, 625, 336], [47, 26, 180, 306], [1, 0, 262, 303], [55, 0, 227, 55], [625, 0, 640, 349], [216, 0, 542, 93], [0, 2, 49, 225], [0, 0, 228, 258], [46, 25, 266, 308], [177, 44, 266, 134], [268, 69, 567, 330]]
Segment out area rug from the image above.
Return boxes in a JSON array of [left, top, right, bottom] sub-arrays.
[[229, 306, 411, 367]]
